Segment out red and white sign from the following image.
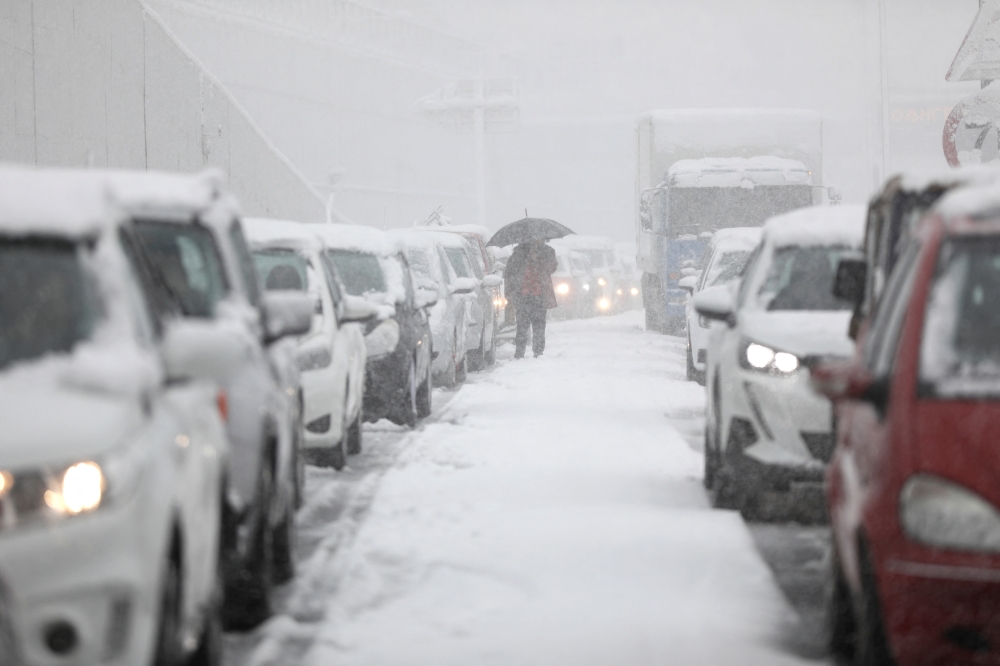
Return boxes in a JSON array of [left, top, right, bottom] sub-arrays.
[[944, 86, 1000, 167]]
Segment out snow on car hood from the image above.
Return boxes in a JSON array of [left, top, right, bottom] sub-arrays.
[[739, 310, 855, 359]]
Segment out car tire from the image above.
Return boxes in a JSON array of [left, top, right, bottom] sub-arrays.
[[828, 550, 857, 660], [467, 334, 485, 372], [271, 495, 296, 585], [856, 545, 895, 666], [455, 355, 467, 383], [394, 358, 419, 427], [153, 551, 183, 666], [224, 461, 274, 631], [416, 361, 432, 418], [346, 406, 363, 455]]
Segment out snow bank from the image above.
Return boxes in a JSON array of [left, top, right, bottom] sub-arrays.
[[764, 205, 866, 248], [668, 157, 811, 189], [287, 312, 810, 666]]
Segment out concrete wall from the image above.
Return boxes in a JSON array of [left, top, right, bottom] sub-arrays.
[[0, 0, 328, 223]]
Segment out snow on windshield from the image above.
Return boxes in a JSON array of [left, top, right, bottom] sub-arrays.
[[706, 250, 752, 287], [327, 249, 387, 296]]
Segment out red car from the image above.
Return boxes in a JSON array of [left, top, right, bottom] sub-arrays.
[[812, 195, 1000, 665]]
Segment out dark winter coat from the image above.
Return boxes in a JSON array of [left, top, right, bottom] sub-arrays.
[[504, 242, 559, 309]]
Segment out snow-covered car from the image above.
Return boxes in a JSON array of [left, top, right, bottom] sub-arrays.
[[551, 246, 595, 319], [696, 205, 865, 518], [551, 235, 625, 314], [432, 231, 502, 371], [112, 171, 311, 628], [681, 228, 762, 384], [243, 218, 371, 470], [0, 168, 236, 665], [315, 224, 434, 426], [391, 230, 476, 387]]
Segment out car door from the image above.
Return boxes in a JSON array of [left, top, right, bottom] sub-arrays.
[[319, 252, 363, 425]]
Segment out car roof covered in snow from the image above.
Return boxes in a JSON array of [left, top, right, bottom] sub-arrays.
[[763, 205, 866, 249], [414, 223, 492, 241], [711, 227, 763, 253], [314, 223, 399, 256], [242, 217, 323, 252], [932, 176, 1000, 220], [410, 228, 473, 250], [0, 166, 126, 238], [667, 157, 811, 189], [896, 164, 1000, 193]]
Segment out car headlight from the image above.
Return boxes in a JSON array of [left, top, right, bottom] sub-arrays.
[[630, 287, 639, 296], [901, 474, 1000, 552], [556, 283, 570, 295], [597, 277, 607, 287], [597, 297, 611, 311], [582, 284, 591, 291], [738, 339, 799, 375], [296, 342, 332, 372]]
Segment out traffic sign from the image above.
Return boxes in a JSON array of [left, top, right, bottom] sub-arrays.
[[944, 86, 1000, 167]]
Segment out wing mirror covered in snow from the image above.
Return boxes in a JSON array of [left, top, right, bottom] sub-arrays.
[[450, 277, 478, 295], [263, 292, 313, 344], [809, 360, 889, 415], [678, 275, 699, 294], [415, 288, 439, 309], [162, 319, 251, 384], [481, 274, 503, 289], [833, 258, 867, 307], [693, 285, 736, 327], [341, 295, 381, 323]]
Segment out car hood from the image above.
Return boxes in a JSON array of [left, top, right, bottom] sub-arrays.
[[739, 310, 855, 359], [0, 363, 144, 469]]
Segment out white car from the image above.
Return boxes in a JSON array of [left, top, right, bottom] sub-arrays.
[[0, 168, 235, 665], [391, 230, 477, 387], [244, 218, 371, 471], [551, 235, 625, 313], [681, 228, 762, 384], [696, 205, 865, 518]]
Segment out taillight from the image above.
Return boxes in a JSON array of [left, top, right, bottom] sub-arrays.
[[216, 390, 229, 423]]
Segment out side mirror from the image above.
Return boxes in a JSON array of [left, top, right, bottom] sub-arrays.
[[341, 295, 381, 323], [809, 360, 888, 414], [692, 285, 736, 326], [263, 292, 313, 344], [162, 319, 250, 384], [415, 288, 439, 309], [681, 266, 699, 277], [833, 259, 867, 306], [450, 277, 478, 295], [481, 274, 503, 289], [678, 275, 699, 294]]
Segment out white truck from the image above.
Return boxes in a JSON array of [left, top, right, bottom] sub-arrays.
[[635, 109, 829, 333]]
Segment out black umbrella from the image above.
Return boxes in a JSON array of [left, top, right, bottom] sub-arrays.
[[486, 218, 575, 247]]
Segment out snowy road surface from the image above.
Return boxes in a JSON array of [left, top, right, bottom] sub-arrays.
[[231, 311, 825, 666]]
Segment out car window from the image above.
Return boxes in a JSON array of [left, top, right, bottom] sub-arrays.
[[755, 246, 857, 312], [0, 238, 100, 371], [319, 252, 345, 309], [438, 247, 455, 283], [445, 247, 472, 278], [134, 220, 229, 318], [465, 246, 484, 279], [393, 254, 416, 306], [327, 249, 387, 296], [706, 250, 752, 288], [229, 221, 262, 307], [863, 241, 920, 376], [735, 245, 763, 308], [919, 236, 1000, 396], [253, 248, 309, 292]]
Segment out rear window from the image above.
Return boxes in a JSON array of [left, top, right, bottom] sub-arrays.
[[134, 221, 228, 318], [253, 249, 309, 292], [920, 236, 1000, 397], [756, 246, 856, 312], [0, 238, 99, 371], [327, 250, 387, 296]]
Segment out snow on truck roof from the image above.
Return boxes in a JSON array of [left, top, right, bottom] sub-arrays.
[[667, 157, 811, 189], [763, 205, 866, 249], [0, 167, 125, 237]]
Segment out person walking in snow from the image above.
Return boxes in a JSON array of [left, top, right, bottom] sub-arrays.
[[504, 239, 558, 358]]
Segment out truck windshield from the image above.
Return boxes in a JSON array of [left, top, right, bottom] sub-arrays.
[[668, 185, 813, 237]]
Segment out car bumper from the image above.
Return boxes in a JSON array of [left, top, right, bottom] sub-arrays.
[[0, 497, 165, 666], [880, 558, 1000, 664]]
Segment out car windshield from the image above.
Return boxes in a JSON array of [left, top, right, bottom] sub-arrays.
[[444, 247, 471, 278], [579, 249, 606, 268], [706, 250, 752, 287], [0, 238, 99, 371], [327, 250, 387, 296], [757, 245, 856, 311], [134, 221, 228, 317], [252, 249, 309, 291], [920, 236, 1000, 396]]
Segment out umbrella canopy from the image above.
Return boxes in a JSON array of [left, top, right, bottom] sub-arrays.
[[486, 218, 575, 247]]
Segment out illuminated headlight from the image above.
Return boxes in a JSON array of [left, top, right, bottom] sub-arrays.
[[616, 288, 623, 296], [630, 287, 639, 296], [297, 342, 332, 372], [597, 298, 611, 311], [597, 277, 607, 287], [739, 339, 799, 375], [901, 475, 1000, 552], [47, 462, 104, 514], [556, 283, 570, 295], [582, 284, 591, 291]]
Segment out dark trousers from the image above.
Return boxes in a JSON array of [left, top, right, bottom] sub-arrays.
[[514, 295, 547, 357]]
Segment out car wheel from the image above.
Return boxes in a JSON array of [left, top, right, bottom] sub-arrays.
[[346, 405, 363, 455], [271, 495, 296, 585], [856, 545, 895, 666], [416, 360, 432, 418], [224, 461, 274, 630], [153, 552, 183, 666], [828, 550, 857, 660], [686, 337, 696, 381], [467, 333, 485, 372], [455, 355, 467, 383], [394, 357, 419, 427]]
